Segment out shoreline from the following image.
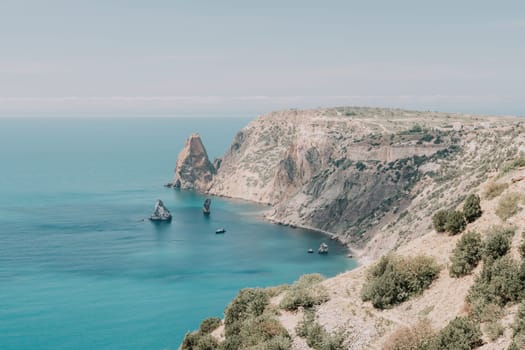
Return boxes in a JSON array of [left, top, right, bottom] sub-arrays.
[[168, 186, 363, 265], [264, 215, 362, 263]]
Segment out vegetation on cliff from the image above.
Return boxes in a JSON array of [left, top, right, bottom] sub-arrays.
[[176, 108, 525, 349], [296, 310, 346, 350], [182, 288, 292, 350], [383, 317, 482, 350], [279, 274, 329, 311], [449, 231, 483, 277], [361, 254, 440, 309]]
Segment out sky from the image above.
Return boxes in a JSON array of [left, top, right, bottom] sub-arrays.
[[0, 0, 524, 117]]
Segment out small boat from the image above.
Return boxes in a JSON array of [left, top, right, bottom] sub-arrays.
[[308, 249, 314, 254], [318, 243, 328, 254], [215, 228, 226, 234]]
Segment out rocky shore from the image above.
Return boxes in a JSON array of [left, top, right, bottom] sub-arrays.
[[169, 107, 521, 261]]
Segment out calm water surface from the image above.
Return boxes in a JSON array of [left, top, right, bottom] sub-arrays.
[[0, 117, 355, 350]]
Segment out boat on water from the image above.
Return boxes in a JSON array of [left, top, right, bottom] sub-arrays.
[[308, 248, 314, 253], [318, 243, 328, 254], [215, 228, 226, 234]]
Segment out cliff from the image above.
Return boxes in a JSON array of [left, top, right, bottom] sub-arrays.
[[172, 133, 215, 192], [178, 107, 520, 260], [173, 107, 525, 349], [184, 165, 525, 349]]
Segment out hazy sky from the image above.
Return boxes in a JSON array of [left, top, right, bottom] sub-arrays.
[[1, 0, 524, 117]]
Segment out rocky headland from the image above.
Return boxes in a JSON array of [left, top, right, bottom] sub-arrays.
[[171, 107, 522, 261], [173, 107, 525, 349]]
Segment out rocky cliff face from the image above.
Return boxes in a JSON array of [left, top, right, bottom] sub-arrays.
[[172, 133, 215, 192], [173, 107, 523, 259], [179, 108, 525, 349]]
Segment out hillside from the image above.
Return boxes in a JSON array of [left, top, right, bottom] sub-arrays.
[[170, 107, 525, 349], [170, 107, 523, 262]]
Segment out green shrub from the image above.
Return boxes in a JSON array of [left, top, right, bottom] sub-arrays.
[[519, 232, 525, 258], [419, 134, 434, 142], [361, 254, 440, 309], [508, 342, 520, 350], [382, 320, 434, 350], [496, 193, 522, 221], [249, 334, 292, 350], [213, 288, 291, 350], [296, 311, 346, 350], [409, 124, 423, 133], [483, 226, 513, 262], [428, 317, 482, 350], [355, 161, 367, 171], [224, 288, 269, 336], [279, 274, 329, 311], [191, 286, 292, 350], [468, 255, 523, 307], [449, 231, 482, 277], [199, 317, 221, 334], [483, 320, 504, 341], [181, 332, 218, 350], [471, 302, 503, 323], [181, 332, 200, 350], [445, 210, 466, 235], [265, 284, 289, 298], [195, 334, 219, 350], [463, 194, 482, 223], [511, 302, 525, 349], [236, 314, 291, 349], [483, 182, 508, 200], [501, 156, 525, 176], [432, 210, 449, 233]]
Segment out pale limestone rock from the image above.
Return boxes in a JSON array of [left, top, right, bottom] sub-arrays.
[[172, 107, 523, 261], [172, 133, 215, 191]]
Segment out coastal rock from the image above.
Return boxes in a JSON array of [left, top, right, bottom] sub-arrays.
[[213, 158, 222, 172], [174, 107, 521, 260], [172, 133, 215, 191], [203, 198, 211, 215], [149, 199, 172, 221]]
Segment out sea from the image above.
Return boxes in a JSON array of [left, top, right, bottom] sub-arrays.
[[0, 117, 356, 350]]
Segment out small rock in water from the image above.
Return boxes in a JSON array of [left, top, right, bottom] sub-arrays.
[[149, 199, 172, 222], [318, 242, 329, 254], [203, 198, 211, 215]]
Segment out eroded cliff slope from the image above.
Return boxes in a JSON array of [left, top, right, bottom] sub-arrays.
[[172, 107, 523, 260]]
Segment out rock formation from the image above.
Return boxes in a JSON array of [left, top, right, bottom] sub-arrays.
[[172, 107, 523, 260], [172, 133, 215, 191], [149, 199, 172, 221], [183, 109, 525, 350], [202, 198, 211, 215]]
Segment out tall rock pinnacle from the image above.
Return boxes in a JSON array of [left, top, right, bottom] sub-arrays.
[[172, 133, 215, 191]]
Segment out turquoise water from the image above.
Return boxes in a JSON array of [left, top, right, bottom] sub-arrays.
[[0, 118, 355, 350]]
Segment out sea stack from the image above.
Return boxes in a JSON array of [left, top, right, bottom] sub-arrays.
[[172, 133, 215, 192], [202, 198, 211, 215], [149, 199, 172, 221]]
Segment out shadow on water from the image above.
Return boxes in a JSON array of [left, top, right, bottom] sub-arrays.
[[150, 220, 172, 238]]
